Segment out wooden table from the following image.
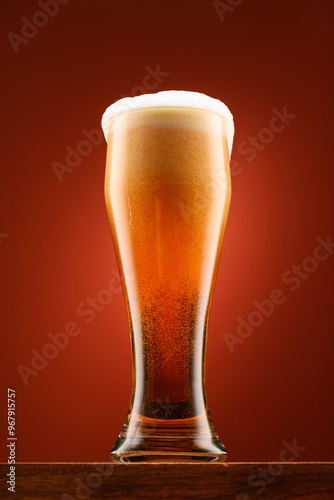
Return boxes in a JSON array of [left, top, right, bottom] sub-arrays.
[[0, 462, 333, 499]]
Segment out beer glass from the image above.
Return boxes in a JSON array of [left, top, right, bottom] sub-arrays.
[[102, 91, 234, 462]]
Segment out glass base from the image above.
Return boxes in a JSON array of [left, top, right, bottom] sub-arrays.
[[111, 412, 227, 463], [111, 440, 227, 463]]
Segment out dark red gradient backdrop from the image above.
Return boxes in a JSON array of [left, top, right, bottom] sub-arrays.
[[1, 0, 333, 462]]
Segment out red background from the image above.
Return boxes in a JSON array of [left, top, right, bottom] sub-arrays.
[[1, 0, 333, 462]]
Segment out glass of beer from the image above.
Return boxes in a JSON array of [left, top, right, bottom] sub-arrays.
[[102, 91, 234, 462]]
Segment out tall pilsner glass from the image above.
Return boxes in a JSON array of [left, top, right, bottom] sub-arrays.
[[102, 91, 234, 462]]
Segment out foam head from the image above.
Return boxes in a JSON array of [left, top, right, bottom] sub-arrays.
[[101, 91, 234, 158]]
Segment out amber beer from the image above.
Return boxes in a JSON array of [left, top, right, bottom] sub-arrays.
[[103, 91, 234, 462]]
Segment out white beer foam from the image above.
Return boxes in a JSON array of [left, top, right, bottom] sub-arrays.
[[101, 91, 234, 158]]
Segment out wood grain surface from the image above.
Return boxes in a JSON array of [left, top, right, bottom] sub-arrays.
[[0, 462, 333, 499]]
